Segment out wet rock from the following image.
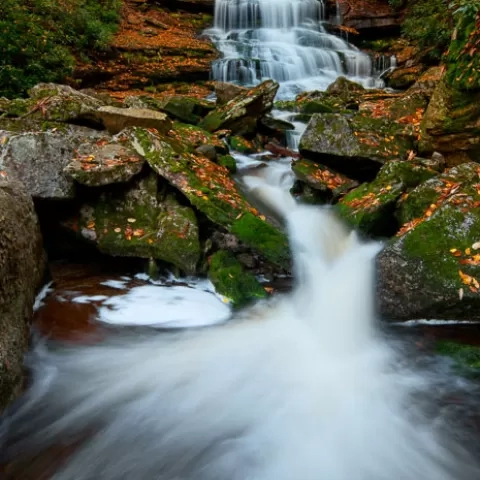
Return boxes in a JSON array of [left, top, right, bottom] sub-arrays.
[[96, 106, 172, 135], [407, 66, 444, 96], [214, 82, 248, 105], [167, 122, 228, 155], [208, 250, 266, 307], [217, 155, 237, 173], [292, 158, 358, 199], [299, 112, 414, 181], [195, 144, 217, 161], [74, 172, 201, 274], [0, 176, 46, 410], [64, 132, 145, 187], [337, 159, 437, 236], [199, 80, 279, 135], [229, 136, 258, 154], [377, 162, 480, 321], [385, 65, 425, 90], [132, 128, 290, 268], [326, 76, 366, 97], [0, 126, 103, 199], [418, 79, 480, 166]]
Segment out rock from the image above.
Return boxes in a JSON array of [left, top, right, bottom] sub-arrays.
[[73, 172, 201, 274], [208, 250, 266, 307], [214, 82, 248, 105], [217, 155, 237, 173], [0, 126, 103, 199], [292, 158, 358, 199], [195, 144, 217, 161], [229, 136, 258, 154], [0, 176, 45, 410], [132, 128, 290, 268], [337, 159, 437, 236], [125, 95, 215, 125], [299, 112, 414, 181], [199, 80, 279, 135], [167, 122, 228, 155], [377, 162, 480, 320], [418, 79, 480, 166], [385, 65, 425, 90], [407, 66, 444, 96], [96, 106, 172, 135], [20, 83, 105, 126], [326, 76, 366, 96], [64, 131, 145, 187]]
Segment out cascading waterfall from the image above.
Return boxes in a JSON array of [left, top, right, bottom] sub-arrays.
[[207, 0, 393, 98]]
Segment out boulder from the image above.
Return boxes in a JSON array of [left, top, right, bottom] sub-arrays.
[[65, 131, 145, 187], [167, 122, 228, 155], [214, 82, 248, 105], [199, 80, 279, 135], [132, 128, 290, 268], [0, 126, 103, 199], [96, 106, 172, 135], [337, 159, 437, 236], [70, 172, 201, 274], [299, 112, 414, 181], [0, 175, 45, 410], [208, 250, 266, 307], [418, 79, 480, 166], [377, 162, 480, 321]]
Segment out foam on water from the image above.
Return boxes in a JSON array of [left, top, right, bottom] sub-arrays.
[[1, 160, 480, 478]]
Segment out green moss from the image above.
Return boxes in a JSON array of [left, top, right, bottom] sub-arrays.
[[436, 340, 480, 378], [208, 250, 266, 307], [217, 154, 237, 173], [301, 100, 334, 114], [231, 213, 290, 269], [229, 136, 256, 154]]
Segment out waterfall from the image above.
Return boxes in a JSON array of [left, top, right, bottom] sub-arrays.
[[207, 0, 391, 98]]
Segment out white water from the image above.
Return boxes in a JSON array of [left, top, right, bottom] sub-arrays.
[[1, 156, 480, 478], [207, 0, 393, 98]]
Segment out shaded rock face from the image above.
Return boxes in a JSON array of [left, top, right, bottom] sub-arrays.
[[0, 127, 103, 199], [0, 176, 46, 411]]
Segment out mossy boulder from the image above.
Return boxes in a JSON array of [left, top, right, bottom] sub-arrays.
[[199, 80, 279, 135], [326, 76, 366, 97], [0, 126, 103, 199], [292, 158, 358, 199], [418, 79, 480, 165], [214, 82, 248, 105], [377, 169, 480, 320], [217, 155, 237, 173], [337, 160, 436, 236], [167, 122, 227, 155], [229, 135, 258, 154], [208, 250, 266, 307], [64, 131, 145, 187], [73, 172, 201, 274], [299, 112, 415, 181], [132, 128, 290, 268], [385, 65, 425, 90]]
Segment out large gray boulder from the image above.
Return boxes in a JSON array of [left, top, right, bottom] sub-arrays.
[[0, 175, 46, 411]]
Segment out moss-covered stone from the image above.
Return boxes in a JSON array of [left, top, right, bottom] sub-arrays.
[[199, 80, 279, 134], [229, 136, 257, 154], [217, 155, 237, 173], [74, 172, 201, 274], [132, 128, 290, 268], [299, 112, 415, 181], [418, 78, 480, 164], [208, 250, 266, 307], [167, 122, 227, 155], [292, 158, 358, 198], [338, 160, 437, 236]]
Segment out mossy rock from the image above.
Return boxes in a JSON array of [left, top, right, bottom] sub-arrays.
[[74, 173, 201, 274], [208, 250, 266, 307], [217, 155, 237, 173], [436, 340, 480, 379], [418, 79, 480, 163], [199, 80, 279, 135], [299, 113, 415, 181], [377, 195, 480, 321], [397, 162, 480, 226], [132, 128, 290, 268], [168, 122, 227, 155], [292, 158, 358, 198], [229, 135, 257, 154], [338, 160, 437, 236]]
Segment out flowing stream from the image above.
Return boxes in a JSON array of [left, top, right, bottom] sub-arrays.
[[207, 0, 395, 98]]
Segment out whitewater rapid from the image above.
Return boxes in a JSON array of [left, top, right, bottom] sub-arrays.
[[1, 156, 480, 479]]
